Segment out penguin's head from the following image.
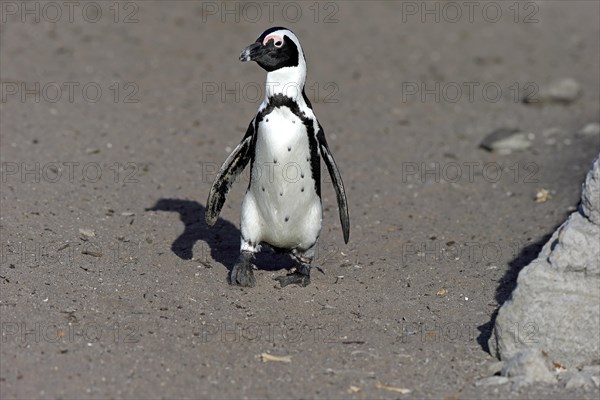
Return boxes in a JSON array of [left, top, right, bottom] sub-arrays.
[[240, 27, 305, 73]]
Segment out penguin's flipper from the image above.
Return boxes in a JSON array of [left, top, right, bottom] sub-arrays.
[[317, 126, 350, 243], [205, 121, 255, 225]]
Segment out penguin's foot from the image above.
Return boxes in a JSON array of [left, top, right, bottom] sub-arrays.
[[229, 251, 256, 287], [275, 264, 311, 288]]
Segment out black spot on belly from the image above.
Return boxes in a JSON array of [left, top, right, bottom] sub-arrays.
[[284, 216, 289, 222], [262, 187, 265, 192], [301, 187, 304, 192], [292, 120, 296, 124], [301, 173, 305, 179], [254, 94, 321, 198], [288, 147, 291, 151], [273, 158, 277, 164], [279, 192, 283, 196], [266, 118, 269, 122]]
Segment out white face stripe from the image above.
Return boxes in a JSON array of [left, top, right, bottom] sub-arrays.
[[266, 29, 305, 62], [262, 33, 283, 46], [257, 28, 309, 106]]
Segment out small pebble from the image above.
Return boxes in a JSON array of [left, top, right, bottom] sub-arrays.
[[480, 128, 532, 153], [535, 189, 551, 203], [525, 78, 581, 104], [85, 148, 100, 154], [78, 228, 95, 238], [474, 376, 509, 387], [578, 122, 600, 136]]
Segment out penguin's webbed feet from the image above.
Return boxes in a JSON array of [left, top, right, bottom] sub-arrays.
[[275, 264, 311, 288], [229, 251, 256, 287]]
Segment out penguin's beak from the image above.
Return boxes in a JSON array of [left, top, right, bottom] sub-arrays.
[[239, 42, 262, 62]]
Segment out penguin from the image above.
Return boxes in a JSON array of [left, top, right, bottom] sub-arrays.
[[205, 27, 349, 288]]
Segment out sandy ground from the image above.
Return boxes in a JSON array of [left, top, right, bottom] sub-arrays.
[[1, 1, 599, 399]]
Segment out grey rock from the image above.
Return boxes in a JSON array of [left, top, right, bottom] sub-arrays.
[[565, 373, 588, 389], [578, 122, 600, 137], [565, 374, 595, 389], [525, 78, 582, 104], [489, 154, 600, 369], [548, 213, 600, 275], [486, 361, 505, 375], [474, 376, 510, 387], [480, 128, 532, 153], [509, 375, 532, 390], [581, 156, 600, 225], [562, 367, 600, 389], [582, 365, 600, 375], [501, 350, 556, 384]]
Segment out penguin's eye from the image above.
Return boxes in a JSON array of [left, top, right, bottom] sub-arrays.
[[274, 40, 283, 48]]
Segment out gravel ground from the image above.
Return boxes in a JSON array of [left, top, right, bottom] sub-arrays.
[[1, 1, 599, 399]]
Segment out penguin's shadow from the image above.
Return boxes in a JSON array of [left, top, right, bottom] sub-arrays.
[[146, 199, 294, 273]]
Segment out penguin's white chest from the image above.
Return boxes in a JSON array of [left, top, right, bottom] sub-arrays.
[[245, 106, 321, 248]]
